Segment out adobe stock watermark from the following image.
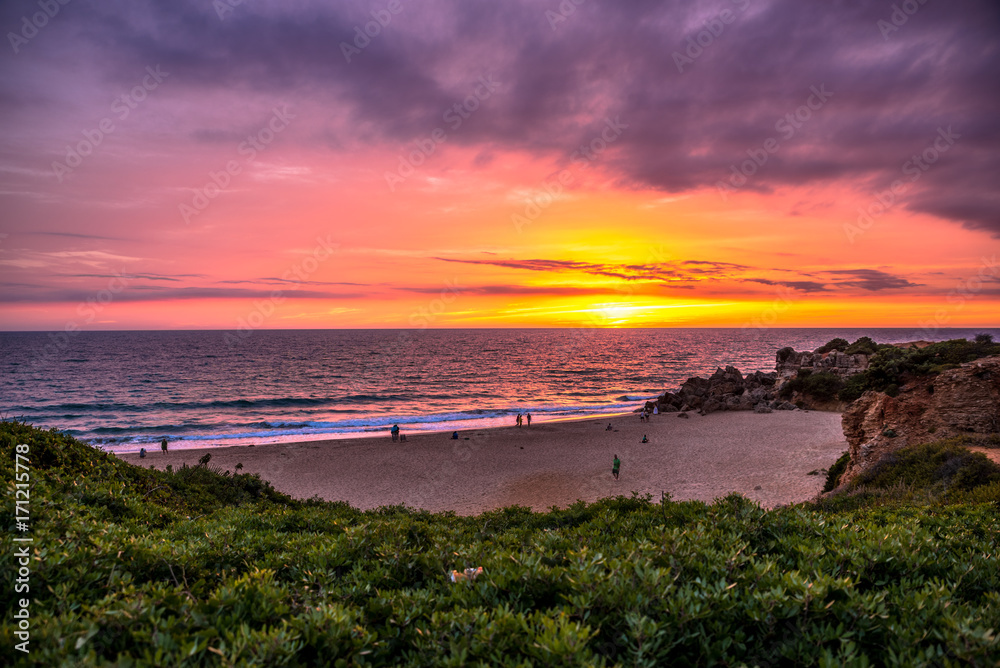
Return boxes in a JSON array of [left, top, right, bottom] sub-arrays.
[[384, 75, 500, 192], [7, 0, 71, 54], [224, 234, 338, 346], [741, 286, 797, 337], [213, 0, 248, 21], [877, 0, 932, 40], [545, 0, 587, 31], [512, 116, 628, 232], [340, 0, 407, 62], [673, 0, 751, 73], [29, 270, 131, 367], [915, 255, 998, 339], [716, 84, 833, 201], [843, 126, 959, 243], [346, 279, 462, 395], [179, 105, 294, 224], [50, 66, 169, 183]]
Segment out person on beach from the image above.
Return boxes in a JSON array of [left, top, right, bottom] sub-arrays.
[[139, 447, 146, 459], [516, 413, 522, 427], [606, 423, 613, 431], [526, 413, 531, 426], [391, 424, 400, 442], [612, 454, 621, 480], [452, 431, 459, 440], [641, 435, 648, 443], [160, 437, 168, 453]]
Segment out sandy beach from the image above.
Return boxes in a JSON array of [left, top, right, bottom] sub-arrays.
[[119, 410, 847, 514]]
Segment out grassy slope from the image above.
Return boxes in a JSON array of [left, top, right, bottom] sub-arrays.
[[2, 422, 999, 666]]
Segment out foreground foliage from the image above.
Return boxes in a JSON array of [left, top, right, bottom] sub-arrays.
[[2, 422, 999, 666]]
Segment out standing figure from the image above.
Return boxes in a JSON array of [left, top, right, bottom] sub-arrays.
[[391, 424, 400, 442], [160, 437, 168, 453], [612, 454, 621, 480], [526, 413, 532, 427], [516, 413, 522, 427]]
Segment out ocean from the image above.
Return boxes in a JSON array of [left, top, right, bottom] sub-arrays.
[[2, 328, 996, 452]]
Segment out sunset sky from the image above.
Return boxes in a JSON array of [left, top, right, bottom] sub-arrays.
[[1, 0, 998, 330]]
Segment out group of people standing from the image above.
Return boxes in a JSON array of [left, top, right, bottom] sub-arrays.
[[515, 412, 531, 427]]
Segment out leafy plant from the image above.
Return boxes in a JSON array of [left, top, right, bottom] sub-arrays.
[[815, 337, 849, 354], [823, 451, 850, 493], [844, 336, 878, 355]]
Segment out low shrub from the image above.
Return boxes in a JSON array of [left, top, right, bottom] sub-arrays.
[[815, 337, 848, 354], [844, 336, 878, 355], [779, 371, 844, 402], [823, 451, 850, 493]]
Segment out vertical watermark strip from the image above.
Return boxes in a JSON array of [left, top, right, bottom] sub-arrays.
[[12, 441, 33, 654]]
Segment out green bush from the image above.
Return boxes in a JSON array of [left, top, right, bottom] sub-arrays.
[[845, 336, 878, 355], [815, 337, 849, 354], [823, 451, 850, 493], [779, 371, 844, 402]]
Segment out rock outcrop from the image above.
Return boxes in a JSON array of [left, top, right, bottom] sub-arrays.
[[645, 344, 873, 416], [646, 366, 784, 415], [839, 355, 1000, 485], [775, 348, 871, 381]]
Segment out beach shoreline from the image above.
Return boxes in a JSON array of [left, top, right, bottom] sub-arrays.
[[119, 409, 847, 514]]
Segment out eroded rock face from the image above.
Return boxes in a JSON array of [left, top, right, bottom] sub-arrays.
[[776, 349, 871, 381], [839, 356, 1000, 485]]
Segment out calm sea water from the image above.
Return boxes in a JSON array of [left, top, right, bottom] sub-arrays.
[[2, 328, 996, 452]]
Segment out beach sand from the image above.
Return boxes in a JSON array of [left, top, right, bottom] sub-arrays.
[[119, 411, 848, 514]]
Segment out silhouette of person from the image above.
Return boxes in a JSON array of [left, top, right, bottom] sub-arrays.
[[612, 454, 621, 480]]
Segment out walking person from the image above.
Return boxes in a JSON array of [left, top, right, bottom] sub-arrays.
[[612, 454, 621, 480], [516, 413, 522, 427]]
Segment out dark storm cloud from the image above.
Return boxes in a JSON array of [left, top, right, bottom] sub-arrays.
[[3, 0, 998, 233]]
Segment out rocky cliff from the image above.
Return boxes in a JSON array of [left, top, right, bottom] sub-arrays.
[[775, 348, 871, 381], [839, 355, 1000, 485], [646, 345, 872, 415]]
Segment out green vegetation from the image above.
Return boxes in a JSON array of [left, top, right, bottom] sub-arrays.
[[814, 338, 848, 354], [3, 421, 1000, 666], [778, 370, 845, 402], [822, 451, 851, 493], [844, 336, 878, 356], [812, 437, 1000, 513], [838, 337, 1000, 402]]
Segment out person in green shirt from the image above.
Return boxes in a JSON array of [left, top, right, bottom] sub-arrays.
[[612, 454, 621, 480]]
